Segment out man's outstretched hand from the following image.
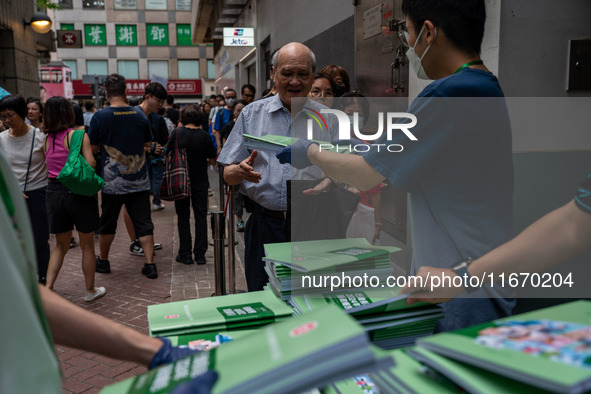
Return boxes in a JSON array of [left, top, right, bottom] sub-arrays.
[[276, 139, 316, 169], [237, 150, 262, 183]]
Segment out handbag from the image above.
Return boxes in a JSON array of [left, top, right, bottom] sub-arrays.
[[56, 129, 104, 196], [159, 129, 191, 201]]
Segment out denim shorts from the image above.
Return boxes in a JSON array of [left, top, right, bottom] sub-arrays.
[[46, 179, 100, 234]]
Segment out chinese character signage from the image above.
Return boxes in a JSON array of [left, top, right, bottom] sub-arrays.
[[147, 24, 169, 46], [176, 0, 190, 10], [122, 79, 202, 95], [114, 0, 136, 9], [223, 27, 255, 46], [145, 0, 166, 10], [116, 25, 137, 46], [84, 24, 107, 46], [176, 24, 195, 46]]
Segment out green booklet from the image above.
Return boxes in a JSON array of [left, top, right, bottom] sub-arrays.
[[148, 290, 293, 337], [263, 238, 400, 273], [102, 305, 389, 394], [417, 300, 591, 393], [290, 289, 443, 350], [325, 348, 461, 394], [407, 347, 549, 393]]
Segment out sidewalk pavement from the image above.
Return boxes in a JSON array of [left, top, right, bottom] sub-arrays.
[[55, 170, 247, 393]]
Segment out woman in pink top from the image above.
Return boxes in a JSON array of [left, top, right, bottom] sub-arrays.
[[43, 96, 105, 302]]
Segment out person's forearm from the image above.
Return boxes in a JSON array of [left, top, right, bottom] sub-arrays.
[[308, 146, 384, 191], [222, 164, 244, 185], [40, 286, 161, 367], [212, 130, 222, 151], [469, 200, 591, 281]]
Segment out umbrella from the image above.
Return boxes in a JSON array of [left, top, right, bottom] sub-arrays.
[[0, 86, 10, 99]]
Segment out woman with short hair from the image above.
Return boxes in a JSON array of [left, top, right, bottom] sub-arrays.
[[0, 95, 50, 284]]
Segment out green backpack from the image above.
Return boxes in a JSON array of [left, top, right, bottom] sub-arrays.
[[57, 129, 104, 196]]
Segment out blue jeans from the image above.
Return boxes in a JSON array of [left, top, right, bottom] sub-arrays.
[[149, 157, 165, 205]]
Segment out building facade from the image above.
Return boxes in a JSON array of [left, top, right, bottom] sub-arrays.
[[50, 0, 216, 102], [0, 1, 55, 99]]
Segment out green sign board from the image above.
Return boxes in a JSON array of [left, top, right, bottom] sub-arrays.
[[61, 23, 74, 31], [146, 23, 169, 46], [116, 25, 137, 46], [176, 24, 196, 46], [84, 24, 106, 46]]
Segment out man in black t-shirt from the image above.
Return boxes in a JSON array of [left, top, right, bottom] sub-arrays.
[[88, 74, 159, 279]]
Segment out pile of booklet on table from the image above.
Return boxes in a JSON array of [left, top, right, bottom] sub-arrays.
[[326, 301, 591, 393], [263, 238, 400, 300], [102, 304, 395, 394], [410, 300, 591, 394], [289, 287, 443, 350], [147, 288, 294, 337]]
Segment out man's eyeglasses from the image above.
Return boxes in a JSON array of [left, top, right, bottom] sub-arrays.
[[398, 30, 410, 48]]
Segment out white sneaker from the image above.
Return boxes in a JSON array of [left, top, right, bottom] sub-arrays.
[[152, 203, 165, 211], [85, 286, 107, 302]]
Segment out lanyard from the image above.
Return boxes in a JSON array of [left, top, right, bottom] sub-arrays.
[[454, 60, 484, 74]]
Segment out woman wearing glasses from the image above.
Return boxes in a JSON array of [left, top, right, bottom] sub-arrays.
[[0, 95, 50, 284]]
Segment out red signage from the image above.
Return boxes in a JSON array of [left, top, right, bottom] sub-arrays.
[[72, 79, 202, 97], [57, 30, 83, 49]]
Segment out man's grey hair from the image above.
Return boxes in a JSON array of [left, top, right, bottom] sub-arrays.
[[271, 44, 317, 72]]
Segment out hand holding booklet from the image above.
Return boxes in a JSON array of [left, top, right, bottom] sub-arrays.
[[102, 305, 394, 394]]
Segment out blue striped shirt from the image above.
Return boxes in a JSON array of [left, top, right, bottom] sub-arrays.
[[217, 94, 337, 211]]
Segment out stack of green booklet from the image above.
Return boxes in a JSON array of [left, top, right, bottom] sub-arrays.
[[413, 300, 591, 393], [325, 348, 460, 394], [289, 287, 443, 349], [102, 305, 395, 394], [147, 289, 294, 337], [243, 133, 351, 154], [263, 238, 400, 299]]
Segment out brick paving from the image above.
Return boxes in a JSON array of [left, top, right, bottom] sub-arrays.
[[54, 171, 247, 393]]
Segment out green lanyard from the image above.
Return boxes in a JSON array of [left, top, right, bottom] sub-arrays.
[[454, 60, 484, 74]]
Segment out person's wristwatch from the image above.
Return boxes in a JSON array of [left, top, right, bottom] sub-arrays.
[[452, 258, 478, 293]]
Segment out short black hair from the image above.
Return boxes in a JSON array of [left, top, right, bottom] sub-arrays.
[[72, 103, 84, 127], [224, 89, 236, 97], [84, 101, 94, 111], [235, 99, 248, 108], [0, 95, 28, 120], [104, 74, 126, 98], [337, 92, 369, 119], [241, 84, 256, 95], [314, 73, 337, 94], [43, 96, 75, 135], [26, 97, 43, 115], [145, 82, 167, 100], [180, 104, 203, 127], [216, 94, 224, 100], [402, 0, 486, 55], [166, 95, 175, 105]]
